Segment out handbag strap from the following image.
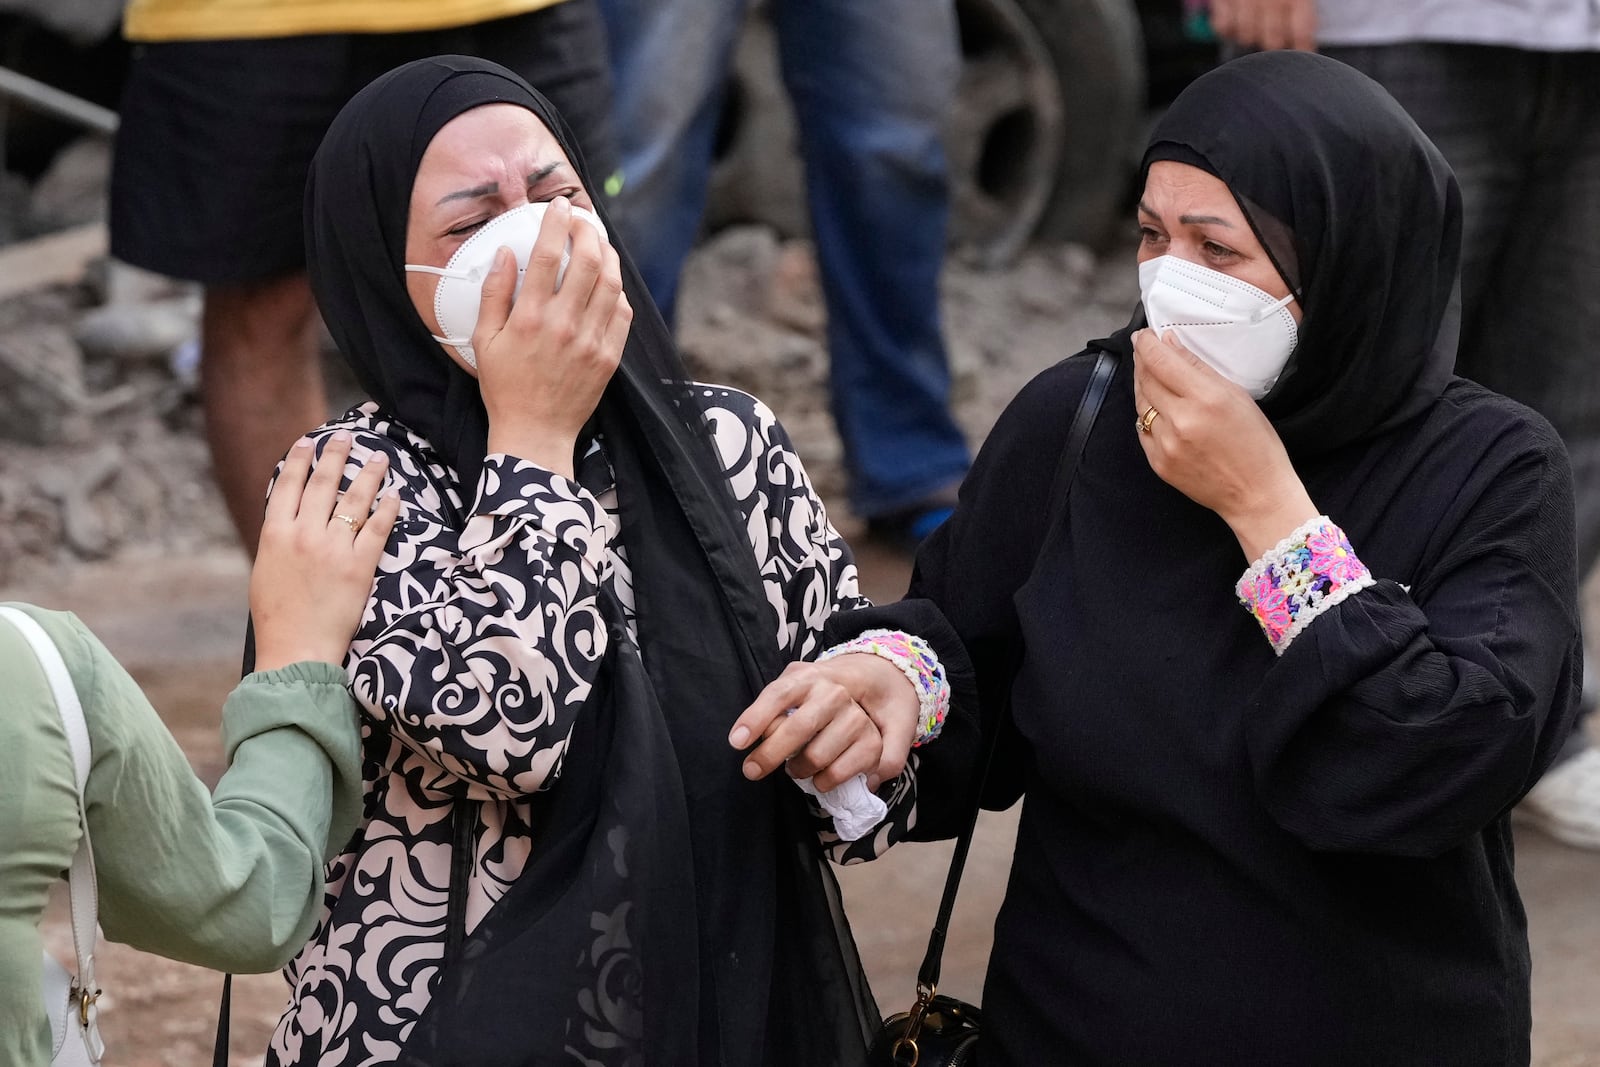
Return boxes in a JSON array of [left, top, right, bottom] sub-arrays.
[[911, 348, 1117, 996], [0, 606, 106, 1057]]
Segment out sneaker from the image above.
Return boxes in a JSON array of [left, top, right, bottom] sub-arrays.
[[1515, 746, 1600, 850]]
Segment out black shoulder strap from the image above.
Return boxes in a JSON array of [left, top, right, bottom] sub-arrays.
[[212, 974, 231, 1066], [911, 348, 1116, 997]]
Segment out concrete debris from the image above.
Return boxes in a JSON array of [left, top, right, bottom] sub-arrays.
[[0, 324, 92, 445], [74, 296, 201, 363], [0, 222, 107, 301], [765, 240, 825, 336], [0, 218, 1137, 575], [678, 224, 781, 320], [28, 136, 111, 234], [36, 443, 123, 557], [86, 259, 196, 307]]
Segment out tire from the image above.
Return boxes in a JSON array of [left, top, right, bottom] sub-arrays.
[[957, 0, 1146, 256], [704, 0, 1147, 263]]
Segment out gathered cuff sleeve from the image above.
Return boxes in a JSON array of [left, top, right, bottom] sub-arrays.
[[461, 453, 611, 568], [336, 437, 615, 801], [814, 601, 980, 864], [1236, 516, 1376, 655], [817, 629, 951, 746], [224, 661, 362, 862]]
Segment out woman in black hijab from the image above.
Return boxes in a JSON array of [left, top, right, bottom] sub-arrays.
[[824, 50, 1581, 1064], [265, 55, 966, 1067]]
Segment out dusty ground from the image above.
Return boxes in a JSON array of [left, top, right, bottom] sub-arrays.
[[7, 234, 1599, 1064]]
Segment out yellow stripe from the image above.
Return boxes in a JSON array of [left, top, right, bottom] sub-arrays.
[[125, 0, 566, 43]]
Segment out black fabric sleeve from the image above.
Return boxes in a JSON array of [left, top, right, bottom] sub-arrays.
[[1245, 442, 1583, 858], [828, 357, 1097, 838]]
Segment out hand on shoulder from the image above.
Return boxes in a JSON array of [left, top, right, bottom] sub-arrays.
[[250, 432, 401, 672]]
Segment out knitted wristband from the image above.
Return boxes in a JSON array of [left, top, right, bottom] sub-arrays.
[[817, 629, 950, 746], [1236, 515, 1376, 656]]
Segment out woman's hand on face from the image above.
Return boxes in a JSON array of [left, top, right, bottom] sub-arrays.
[[728, 655, 921, 793], [1132, 328, 1318, 560], [473, 196, 634, 479], [250, 432, 401, 672]]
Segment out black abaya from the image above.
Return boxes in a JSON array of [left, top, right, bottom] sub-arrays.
[[841, 52, 1582, 1066]]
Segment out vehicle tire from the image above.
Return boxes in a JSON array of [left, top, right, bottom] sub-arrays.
[[705, 0, 1146, 263], [956, 0, 1147, 257]]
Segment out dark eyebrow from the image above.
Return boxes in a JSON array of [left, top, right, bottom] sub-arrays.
[[435, 163, 566, 207], [437, 182, 498, 206], [1136, 201, 1234, 228], [526, 161, 563, 184]]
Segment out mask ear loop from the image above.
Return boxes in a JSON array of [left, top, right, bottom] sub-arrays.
[[1248, 290, 1298, 325], [401, 265, 476, 353], [403, 263, 471, 279]]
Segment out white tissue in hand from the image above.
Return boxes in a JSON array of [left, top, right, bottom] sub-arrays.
[[794, 773, 889, 842]]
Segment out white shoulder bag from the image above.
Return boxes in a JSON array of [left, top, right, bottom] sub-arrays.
[[0, 606, 107, 1066]]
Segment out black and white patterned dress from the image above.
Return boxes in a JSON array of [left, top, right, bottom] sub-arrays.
[[266, 387, 918, 1066]]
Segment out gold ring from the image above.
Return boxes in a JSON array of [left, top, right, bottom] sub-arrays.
[[332, 513, 363, 533], [1138, 405, 1160, 434]]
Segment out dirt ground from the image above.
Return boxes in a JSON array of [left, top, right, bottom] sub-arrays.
[[7, 234, 1600, 1064]]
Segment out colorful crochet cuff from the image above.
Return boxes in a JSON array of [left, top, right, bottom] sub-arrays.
[[1236, 515, 1376, 655], [817, 629, 950, 746]]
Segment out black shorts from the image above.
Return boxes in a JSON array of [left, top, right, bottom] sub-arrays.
[[109, 1, 614, 286]]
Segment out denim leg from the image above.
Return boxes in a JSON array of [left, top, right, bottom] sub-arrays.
[[1465, 52, 1600, 581], [1326, 43, 1600, 746], [1328, 44, 1600, 579], [597, 0, 748, 319], [772, 0, 971, 517]]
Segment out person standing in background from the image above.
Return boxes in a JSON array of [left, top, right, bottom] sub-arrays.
[[1211, 0, 1600, 851], [110, 0, 616, 556], [597, 0, 972, 548]]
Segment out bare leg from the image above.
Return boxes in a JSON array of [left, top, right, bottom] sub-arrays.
[[200, 274, 328, 557]]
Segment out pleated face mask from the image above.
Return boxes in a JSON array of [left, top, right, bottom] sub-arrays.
[[1139, 254, 1299, 399], [405, 200, 609, 368]]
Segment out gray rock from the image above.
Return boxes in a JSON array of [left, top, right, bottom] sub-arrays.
[[74, 297, 200, 363], [679, 225, 780, 320], [28, 137, 111, 234], [85, 259, 195, 307], [34, 445, 122, 558], [765, 240, 825, 337], [0, 325, 91, 444]]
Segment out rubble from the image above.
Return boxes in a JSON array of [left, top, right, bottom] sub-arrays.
[[28, 135, 112, 233], [0, 186, 1135, 581], [74, 296, 201, 364], [0, 323, 92, 445]]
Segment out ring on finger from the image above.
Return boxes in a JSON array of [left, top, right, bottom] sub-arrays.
[[332, 512, 363, 534], [1137, 405, 1161, 435]]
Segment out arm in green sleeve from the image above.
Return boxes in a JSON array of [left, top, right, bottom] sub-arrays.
[[28, 609, 363, 974]]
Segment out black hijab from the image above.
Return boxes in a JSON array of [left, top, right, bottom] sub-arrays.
[[1127, 50, 1463, 458], [304, 56, 875, 1067]]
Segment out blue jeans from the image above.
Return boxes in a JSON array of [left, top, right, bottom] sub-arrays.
[[598, 0, 971, 518], [1324, 43, 1600, 754]]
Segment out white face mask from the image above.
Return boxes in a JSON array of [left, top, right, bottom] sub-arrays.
[[405, 200, 609, 369], [1138, 254, 1299, 399]]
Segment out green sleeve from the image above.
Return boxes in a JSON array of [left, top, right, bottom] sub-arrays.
[[27, 608, 363, 974]]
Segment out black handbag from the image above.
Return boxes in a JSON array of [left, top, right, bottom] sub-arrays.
[[869, 349, 1115, 1067]]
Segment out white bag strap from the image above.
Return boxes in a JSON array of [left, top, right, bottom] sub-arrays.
[[0, 606, 105, 1057]]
